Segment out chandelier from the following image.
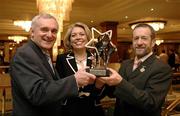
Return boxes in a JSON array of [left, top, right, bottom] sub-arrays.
[[13, 20, 32, 32], [8, 36, 28, 44], [155, 39, 164, 46], [36, 0, 74, 61], [130, 21, 166, 31]]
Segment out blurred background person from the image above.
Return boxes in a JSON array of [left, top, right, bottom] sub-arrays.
[[159, 49, 168, 64], [175, 51, 180, 71], [168, 49, 176, 70]]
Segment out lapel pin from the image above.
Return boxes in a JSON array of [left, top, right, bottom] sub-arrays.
[[140, 66, 146, 72]]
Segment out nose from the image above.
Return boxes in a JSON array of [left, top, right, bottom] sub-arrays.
[[76, 34, 82, 39], [47, 31, 53, 37], [137, 38, 143, 45]]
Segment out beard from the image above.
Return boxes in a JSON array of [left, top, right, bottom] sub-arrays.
[[134, 47, 151, 58]]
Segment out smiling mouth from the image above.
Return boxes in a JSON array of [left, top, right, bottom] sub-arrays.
[[43, 38, 54, 42], [136, 47, 144, 49], [75, 41, 84, 44], [135, 48, 145, 52], [45, 40, 53, 43]]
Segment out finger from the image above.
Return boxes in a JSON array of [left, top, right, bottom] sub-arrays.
[[89, 79, 95, 84], [85, 72, 96, 79], [96, 78, 106, 83], [107, 68, 116, 73], [99, 77, 109, 83], [77, 68, 84, 72]]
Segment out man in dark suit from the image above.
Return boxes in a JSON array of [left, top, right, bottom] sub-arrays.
[[9, 13, 96, 116], [100, 23, 172, 116]]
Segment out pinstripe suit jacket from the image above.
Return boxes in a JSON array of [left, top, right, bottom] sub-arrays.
[[9, 40, 79, 116], [114, 54, 172, 116]]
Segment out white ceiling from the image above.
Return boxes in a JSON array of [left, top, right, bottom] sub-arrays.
[[0, 0, 180, 42]]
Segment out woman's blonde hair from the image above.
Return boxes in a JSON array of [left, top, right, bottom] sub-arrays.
[[63, 22, 91, 51]]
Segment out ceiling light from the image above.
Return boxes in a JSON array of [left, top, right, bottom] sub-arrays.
[[129, 20, 166, 31], [36, 0, 74, 32], [8, 36, 28, 44], [13, 20, 31, 32], [155, 39, 164, 46], [150, 8, 154, 11], [125, 16, 128, 19]]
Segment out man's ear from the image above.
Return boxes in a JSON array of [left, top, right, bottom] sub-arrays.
[[152, 39, 156, 47], [30, 28, 34, 37]]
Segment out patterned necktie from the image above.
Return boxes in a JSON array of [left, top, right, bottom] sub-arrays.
[[45, 53, 54, 73], [133, 60, 141, 71]]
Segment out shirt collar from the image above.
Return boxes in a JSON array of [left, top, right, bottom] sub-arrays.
[[135, 52, 153, 63], [41, 49, 51, 57]]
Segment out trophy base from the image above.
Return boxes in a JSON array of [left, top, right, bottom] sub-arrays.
[[86, 67, 110, 77]]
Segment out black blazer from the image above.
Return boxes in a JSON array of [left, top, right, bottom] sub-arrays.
[[9, 40, 79, 116], [55, 51, 105, 116], [113, 54, 172, 116]]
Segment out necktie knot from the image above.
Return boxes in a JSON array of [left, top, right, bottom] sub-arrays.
[[45, 53, 54, 73], [134, 60, 141, 65]]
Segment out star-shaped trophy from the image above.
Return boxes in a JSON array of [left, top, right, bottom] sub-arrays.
[[85, 27, 117, 77]]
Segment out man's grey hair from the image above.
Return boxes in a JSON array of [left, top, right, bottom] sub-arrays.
[[31, 13, 59, 30]]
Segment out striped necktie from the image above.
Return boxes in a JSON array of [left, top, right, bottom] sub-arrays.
[[45, 53, 54, 73], [133, 60, 141, 71]]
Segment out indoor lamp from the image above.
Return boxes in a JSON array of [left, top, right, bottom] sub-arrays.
[[8, 36, 28, 44], [13, 20, 31, 32]]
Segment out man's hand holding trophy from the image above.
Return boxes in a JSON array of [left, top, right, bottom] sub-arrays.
[[85, 27, 117, 77]]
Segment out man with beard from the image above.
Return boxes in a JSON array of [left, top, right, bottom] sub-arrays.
[[99, 23, 172, 116]]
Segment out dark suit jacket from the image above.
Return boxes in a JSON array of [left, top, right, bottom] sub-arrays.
[[9, 40, 79, 116], [55, 52, 105, 116], [114, 54, 172, 116]]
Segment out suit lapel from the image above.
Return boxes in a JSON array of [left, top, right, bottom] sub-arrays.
[[66, 51, 93, 73], [129, 65, 146, 80], [66, 53, 77, 73], [126, 60, 135, 78], [126, 54, 156, 80], [87, 51, 93, 67], [28, 40, 57, 79]]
